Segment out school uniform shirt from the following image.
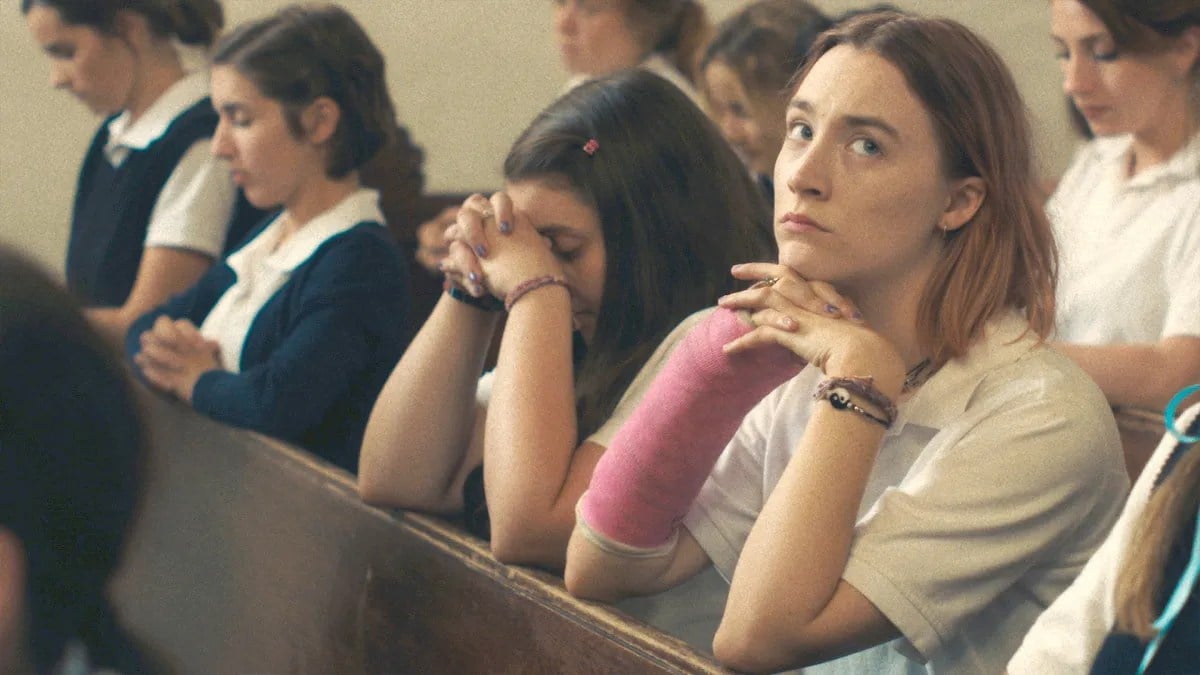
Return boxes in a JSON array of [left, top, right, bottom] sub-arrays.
[[683, 312, 1130, 674], [1007, 402, 1200, 674], [68, 71, 240, 307], [1051, 132, 1200, 344], [126, 189, 411, 472]]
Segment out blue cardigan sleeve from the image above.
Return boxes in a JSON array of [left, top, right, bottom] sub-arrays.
[[124, 264, 236, 371], [187, 230, 409, 441]]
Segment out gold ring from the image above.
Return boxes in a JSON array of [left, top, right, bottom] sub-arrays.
[[751, 277, 780, 289]]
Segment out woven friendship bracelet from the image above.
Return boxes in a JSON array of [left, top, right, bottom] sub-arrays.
[[504, 275, 569, 312], [813, 375, 898, 429]]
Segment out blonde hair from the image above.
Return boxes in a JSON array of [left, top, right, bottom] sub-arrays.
[[1116, 414, 1200, 638]]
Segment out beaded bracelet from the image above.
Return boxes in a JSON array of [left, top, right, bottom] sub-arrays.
[[812, 376, 898, 429], [505, 275, 569, 312], [444, 279, 504, 312]]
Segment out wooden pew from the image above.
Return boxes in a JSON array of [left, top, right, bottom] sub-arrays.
[[1113, 406, 1165, 482], [111, 393, 727, 674]]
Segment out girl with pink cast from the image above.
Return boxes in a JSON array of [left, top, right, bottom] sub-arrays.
[[566, 12, 1128, 674]]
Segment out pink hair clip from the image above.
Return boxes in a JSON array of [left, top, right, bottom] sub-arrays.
[[582, 138, 599, 156]]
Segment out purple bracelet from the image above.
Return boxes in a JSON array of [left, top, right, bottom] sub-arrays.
[[504, 275, 569, 312], [813, 376, 898, 429]]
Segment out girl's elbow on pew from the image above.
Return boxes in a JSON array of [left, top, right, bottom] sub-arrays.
[[563, 561, 627, 603], [562, 530, 642, 603], [712, 617, 811, 675], [489, 520, 569, 570]]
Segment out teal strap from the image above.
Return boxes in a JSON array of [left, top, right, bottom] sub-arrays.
[[1137, 504, 1200, 674], [1164, 385, 1200, 444]]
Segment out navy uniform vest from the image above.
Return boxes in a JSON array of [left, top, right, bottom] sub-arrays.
[[66, 98, 264, 307]]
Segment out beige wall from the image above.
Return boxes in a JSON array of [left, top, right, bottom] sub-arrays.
[[0, 0, 1070, 276]]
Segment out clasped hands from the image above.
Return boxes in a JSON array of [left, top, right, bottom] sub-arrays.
[[133, 316, 222, 404], [438, 193, 565, 303], [718, 262, 905, 397]]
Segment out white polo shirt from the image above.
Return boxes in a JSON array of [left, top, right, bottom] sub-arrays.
[[103, 70, 234, 259], [1007, 401, 1200, 674], [1051, 132, 1200, 343], [199, 189, 383, 372], [684, 313, 1129, 674]]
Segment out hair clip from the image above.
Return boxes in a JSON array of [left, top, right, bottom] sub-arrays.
[[582, 138, 599, 156]]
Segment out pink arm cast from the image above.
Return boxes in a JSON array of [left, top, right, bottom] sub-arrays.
[[579, 308, 805, 550]]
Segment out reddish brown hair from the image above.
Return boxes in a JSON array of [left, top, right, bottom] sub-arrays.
[[792, 12, 1057, 363]]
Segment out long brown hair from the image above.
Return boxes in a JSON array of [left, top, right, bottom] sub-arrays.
[[0, 248, 150, 674], [791, 12, 1057, 364], [503, 69, 772, 440], [1116, 406, 1200, 639]]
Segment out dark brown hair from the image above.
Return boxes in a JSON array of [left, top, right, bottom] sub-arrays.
[[21, 0, 223, 46], [1078, 0, 1200, 53], [504, 69, 773, 439], [699, 0, 830, 100], [211, 4, 397, 179], [791, 12, 1057, 364], [624, 0, 711, 83], [0, 248, 149, 674]]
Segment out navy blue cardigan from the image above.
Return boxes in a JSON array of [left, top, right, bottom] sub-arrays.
[[69, 99, 265, 308], [126, 221, 411, 472]]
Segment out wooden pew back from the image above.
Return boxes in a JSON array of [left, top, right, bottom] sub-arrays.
[[1114, 406, 1165, 482], [110, 394, 725, 674]]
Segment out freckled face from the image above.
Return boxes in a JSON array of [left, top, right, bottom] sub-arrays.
[[774, 46, 956, 293], [25, 5, 136, 116], [703, 60, 787, 177], [209, 65, 323, 211], [505, 179, 606, 343]]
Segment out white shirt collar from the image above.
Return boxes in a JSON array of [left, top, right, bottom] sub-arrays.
[[104, 70, 210, 161], [1093, 131, 1200, 190], [893, 312, 1038, 433], [228, 188, 384, 275]]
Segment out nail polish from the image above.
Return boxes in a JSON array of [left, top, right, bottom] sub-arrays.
[[499, 220, 512, 234], [475, 244, 488, 258], [825, 303, 839, 315], [468, 271, 479, 283]]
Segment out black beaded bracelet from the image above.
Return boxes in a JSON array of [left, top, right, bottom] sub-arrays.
[[820, 387, 891, 428], [813, 376, 896, 429], [445, 282, 504, 312]]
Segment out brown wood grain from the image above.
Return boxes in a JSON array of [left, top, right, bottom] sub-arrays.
[[111, 391, 727, 674]]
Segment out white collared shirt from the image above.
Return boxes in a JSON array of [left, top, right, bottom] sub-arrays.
[[199, 189, 384, 371], [684, 312, 1128, 674], [1051, 132, 1200, 343], [103, 70, 233, 259]]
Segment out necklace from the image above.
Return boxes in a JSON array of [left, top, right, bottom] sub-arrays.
[[902, 358, 933, 393]]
